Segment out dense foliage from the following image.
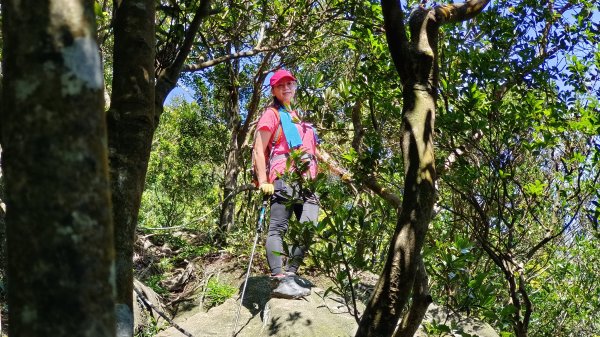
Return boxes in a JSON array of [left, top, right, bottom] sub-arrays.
[[0, 0, 597, 336], [136, 1, 599, 336]]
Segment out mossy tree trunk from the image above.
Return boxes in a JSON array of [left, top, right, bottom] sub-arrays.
[[218, 59, 243, 243], [107, 2, 212, 334], [106, 1, 155, 335], [0, 147, 5, 276], [355, 1, 491, 336], [1, 1, 115, 336], [217, 53, 272, 243]]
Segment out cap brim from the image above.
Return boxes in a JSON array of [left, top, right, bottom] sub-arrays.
[[271, 75, 297, 86]]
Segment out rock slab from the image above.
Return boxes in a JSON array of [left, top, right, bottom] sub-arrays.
[[154, 276, 499, 337]]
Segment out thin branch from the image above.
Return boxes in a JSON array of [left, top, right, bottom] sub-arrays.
[[525, 189, 584, 260], [155, 0, 213, 104], [438, 129, 484, 174], [350, 98, 403, 209], [133, 285, 195, 337], [182, 45, 284, 72], [239, 52, 274, 147]]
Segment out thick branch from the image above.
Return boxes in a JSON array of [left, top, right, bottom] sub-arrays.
[[393, 256, 431, 337], [222, 184, 257, 206], [518, 274, 532, 334], [350, 99, 402, 209], [434, 0, 491, 24], [364, 176, 403, 209], [381, 0, 411, 84], [167, 0, 211, 75]]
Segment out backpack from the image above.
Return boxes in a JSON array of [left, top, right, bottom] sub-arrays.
[[251, 107, 283, 187]]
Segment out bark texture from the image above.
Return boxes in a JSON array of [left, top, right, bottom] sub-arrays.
[[355, 1, 490, 336], [218, 60, 243, 242], [218, 54, 272, 241], [107, 0, 155, 335], [108, 2, 213, 333], [355, 7, 438, 337], [1, 1, 115, 336]]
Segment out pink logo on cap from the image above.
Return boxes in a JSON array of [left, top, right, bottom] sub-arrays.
[[270, 69, 297, 87]]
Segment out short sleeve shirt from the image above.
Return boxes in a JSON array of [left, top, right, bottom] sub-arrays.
[[256, 107, 319, 183]]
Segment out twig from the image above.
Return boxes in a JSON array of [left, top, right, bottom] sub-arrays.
[[199, 273, 215, 309], [133, 285, 196, 337]]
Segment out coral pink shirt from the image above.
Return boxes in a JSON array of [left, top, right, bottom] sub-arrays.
[[256, 107, 318, 183]]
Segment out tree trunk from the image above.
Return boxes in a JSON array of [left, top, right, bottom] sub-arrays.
[[355, 4, 437, 336], [393, 257, 432, 337], [356, 1, 490, 335], [0, 147, 5, 274], [219, 142, 241, 241], [218, 60, 242, 244], [107, 4, 212, 331], [1, 1, 115, 336], [107, 1, 155, 335], [356, 79, 437, 337]]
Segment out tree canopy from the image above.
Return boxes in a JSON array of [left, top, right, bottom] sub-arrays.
[[0, 0, 598, 336]]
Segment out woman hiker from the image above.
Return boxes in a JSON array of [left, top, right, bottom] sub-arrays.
[[253, 69, 349, 299]]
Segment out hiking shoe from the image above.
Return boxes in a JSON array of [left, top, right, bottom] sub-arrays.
[[290, 275, 312, 289], [271, 276, 311, 299]]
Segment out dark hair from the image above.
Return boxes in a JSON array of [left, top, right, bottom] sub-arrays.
[[272, 96, 284, 109]]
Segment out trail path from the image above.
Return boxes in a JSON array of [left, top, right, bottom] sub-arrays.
[[143, 262, 499, 337]]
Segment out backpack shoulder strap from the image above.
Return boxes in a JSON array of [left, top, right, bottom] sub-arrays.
[[269, 107, 283, 147]]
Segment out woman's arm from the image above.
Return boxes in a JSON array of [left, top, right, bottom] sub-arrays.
[[254, 129, 275, 193], [316, 148, 351, 180]]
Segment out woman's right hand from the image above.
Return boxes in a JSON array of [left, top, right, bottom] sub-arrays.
[[259, 182, 274, 195]]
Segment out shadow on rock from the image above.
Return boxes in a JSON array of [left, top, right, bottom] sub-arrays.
[[239, 276, 272, 316], [268, 311, 312, 336]]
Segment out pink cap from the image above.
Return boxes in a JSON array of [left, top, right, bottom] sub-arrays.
[[269, 69, 297, 87]]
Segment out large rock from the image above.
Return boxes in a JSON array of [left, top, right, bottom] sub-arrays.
[[355, 271, 500, 337], [415, 303, 499, 337], [156, 276, 360, 337], [154, 275, 499, 337]]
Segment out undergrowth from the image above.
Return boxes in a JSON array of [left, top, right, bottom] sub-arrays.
[[203, 278, 236, 309]]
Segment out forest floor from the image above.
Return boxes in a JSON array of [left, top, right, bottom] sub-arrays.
[[0, 228, 500, 337], [133, 230, 500, 337], [133, 229, 377, 336]]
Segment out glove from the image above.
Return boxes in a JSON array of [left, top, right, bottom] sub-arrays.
[[341, 172, 353, 182], [259, 183, 275, 195]]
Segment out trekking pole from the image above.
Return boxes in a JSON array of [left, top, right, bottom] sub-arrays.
[[232, 196, 269, 337]]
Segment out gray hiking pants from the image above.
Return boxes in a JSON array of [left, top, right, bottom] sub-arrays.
[[266, 179, 319, 275]]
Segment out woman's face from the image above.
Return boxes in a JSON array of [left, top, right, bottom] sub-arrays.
[[271, 80, 297, 105]]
